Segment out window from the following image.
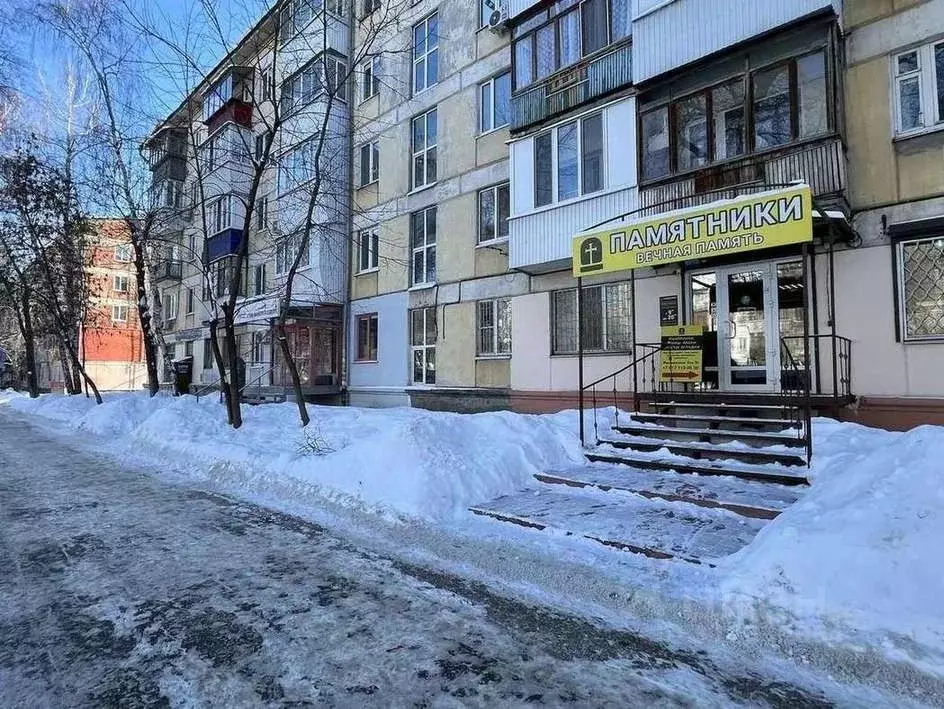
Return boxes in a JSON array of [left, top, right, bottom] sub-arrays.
[[113, 275, 129, 293], [164, 291, 179, 322], [359, 140, 380, 186], [480, 72, 511, 133], [363, 0, 380, 16], [513, 0, 631, 90], [255, 194, 269, 230], [897, 236, 944, 340], [114, 244, 133, 263], [151, 180, 183, 209], [356, 314, 378, 361], [410, 206, 436, 285], [210, 195, 234, 234], [279, 138, 317, 193], [893, 41, 944, 135], [186, 288, 195, 314], [411, 108, 437, 189], [551, 282, 632, 354], [477, 299, 512, 356], [202, 73, 233, 121], [203, 339, 214, 369], [276, 233, 309, 274], [361, 56, 380, 101], [215, 258, 247, 297], [478, 183, 510, 243], [185, 340, 194, 358], [326, 0, 344, 16], [253, 264, 267, 296], [280, 0, 314, 43], [111, 305, 129, 323], [640, 51, 829, 181], [201, 125, 250, 171], [413, 13, 439, 94], [280, 61, 319, 115], [325, 55, 347, 101], [534, 112, 604, 207], [254, 133, 266, 160], [258, 68, 273, 101], [251, 332, 266, 364], [411, 307, 437, 384], [358, 228, 379, 272]]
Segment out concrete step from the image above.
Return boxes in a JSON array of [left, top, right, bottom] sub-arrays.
[[614, 423, 806, 448], [535, 463, 803, 520], [597, 437, 808, 467], [585, 450, 810, 486], [632, 411, 802, 430], [470, 487, 767, 565]]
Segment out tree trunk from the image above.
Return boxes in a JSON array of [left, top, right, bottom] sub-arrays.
[[208, 318, 234, 426], [60, 335, 102, 404], [58, 342, 77, 395], [276, 322, 309, 427], [20, 287, 39, 399], [221, 304, 242, 429], [131, 237, 160, 395]]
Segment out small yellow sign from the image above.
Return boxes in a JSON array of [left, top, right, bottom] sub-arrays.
[[573, 185, 813, 277], [660, 325, 704, 383]]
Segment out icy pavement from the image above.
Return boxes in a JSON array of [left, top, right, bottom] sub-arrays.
[[0, 412, 922, 708]]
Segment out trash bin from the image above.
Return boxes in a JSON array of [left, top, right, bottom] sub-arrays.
[[234, 356, 246, 392], [173, 357, 194, 396]]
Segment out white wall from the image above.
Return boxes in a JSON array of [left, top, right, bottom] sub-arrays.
[[349, 290, 410, 393], [632, 0, 840, 82], [508, 97, 639, 270]]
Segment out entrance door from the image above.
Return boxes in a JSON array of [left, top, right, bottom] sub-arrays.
[[717, 265, 778, 392]]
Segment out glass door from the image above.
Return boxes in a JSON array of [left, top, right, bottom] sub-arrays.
[[717, 264, 778, 392]]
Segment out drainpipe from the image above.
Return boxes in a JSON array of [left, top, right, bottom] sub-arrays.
[[342, 8, 355, 405]]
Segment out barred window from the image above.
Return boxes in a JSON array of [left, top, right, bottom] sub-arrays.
[[551, 282, 632, 354], [477, 299, 512, 356], [898, 236, 944, 340]]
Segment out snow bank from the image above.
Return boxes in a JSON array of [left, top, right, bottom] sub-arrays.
[[720, 418, 944, 672], [1, 392, 585, 522]]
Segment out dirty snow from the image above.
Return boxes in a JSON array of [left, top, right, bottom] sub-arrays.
[[3, 389, 944, 693]]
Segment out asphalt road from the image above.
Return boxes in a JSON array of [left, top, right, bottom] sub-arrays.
[[0, 411, 883, 708]]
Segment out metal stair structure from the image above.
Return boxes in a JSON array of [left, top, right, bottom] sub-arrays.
[[470, 399, 810, 566]]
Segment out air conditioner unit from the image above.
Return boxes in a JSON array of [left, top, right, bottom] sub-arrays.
[[487, 1, 509, 32]]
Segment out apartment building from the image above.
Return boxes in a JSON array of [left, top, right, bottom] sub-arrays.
[[80, 219, 147, 391], [842, 0, 944, 426], [347, 0, 518, 409], [147, 0, 351, 397]]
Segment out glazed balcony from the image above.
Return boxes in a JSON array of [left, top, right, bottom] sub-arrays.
[[154, 259, 183, 282], [511, 40, 632, 133]]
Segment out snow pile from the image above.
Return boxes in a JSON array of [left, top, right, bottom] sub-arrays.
[[1, 392, 584, 521], [721, 418, 944, 670]]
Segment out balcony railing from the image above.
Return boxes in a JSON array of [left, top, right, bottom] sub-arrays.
[[511, 40, 633, 132], [154, 260, 182, 281], [205, 228, 245, 263], [640, 137, 847, 214]]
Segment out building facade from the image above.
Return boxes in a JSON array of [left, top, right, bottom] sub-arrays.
[[346, 0, 519, 409], [147, 0, 351, 398], [81, 219, 147, 391]]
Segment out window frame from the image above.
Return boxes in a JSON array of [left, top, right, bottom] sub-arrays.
[[164, 290, 179, 322], [361, 55, 381, 102], [358, 227, 380, 273], [477, 182, 510, 244], [410, 206, 437, 286], [255, 194, 269, 231], [533, 111, 606, 208], [550, 282, 633, 355], [359, 139, 380, 187], [356, 313, 379, 362], [410, 107, 438, 191], [275, 232, 310, 275], [891, 41, 944, 138], [410, 306, 437, 385], [412, 12, 439, 95], [479, 71, 512, 134], [639, 49, 832, 183], [114, 244, 133, 263], [111, 304, 129, 323], [253, 263, 267, 296], [476, 298, 512, 357], [894, 234, 944, 342], [113, 275, 129, 293], [186, 287, 195, 314]]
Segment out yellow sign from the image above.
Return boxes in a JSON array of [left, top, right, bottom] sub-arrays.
[[660, 325, 704, 383], [573, 185, 813, 277]]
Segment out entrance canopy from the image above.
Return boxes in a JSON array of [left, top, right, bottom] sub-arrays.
[[572, 185, 813, 277]]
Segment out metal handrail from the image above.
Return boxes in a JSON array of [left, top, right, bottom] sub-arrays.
[[238, 365, 277, 395], [580, 343, 662, 392]]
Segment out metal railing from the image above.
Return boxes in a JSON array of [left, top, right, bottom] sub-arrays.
[[639, 137, 847, 212], [154, 259, 183, 281], [511, 40, 633, 131], [578, 343, 661, 446], [781, 333, 853, 401]]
